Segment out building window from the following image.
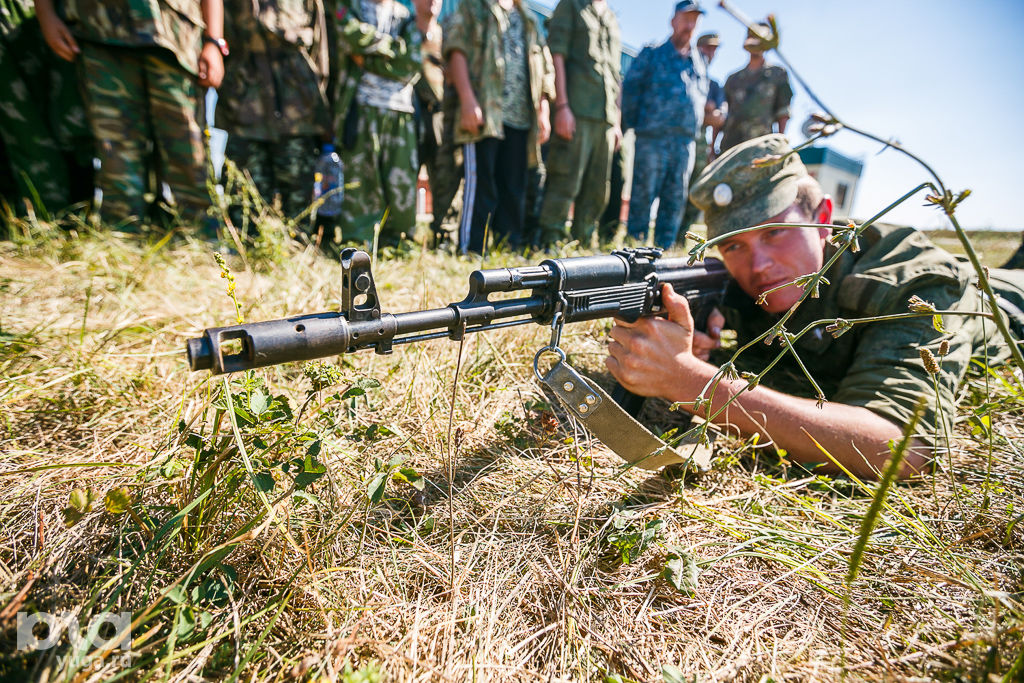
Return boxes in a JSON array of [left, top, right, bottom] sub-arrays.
[[835, 182, 849, 210]]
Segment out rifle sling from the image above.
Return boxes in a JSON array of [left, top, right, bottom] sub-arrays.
[[540, 359, 712, 471]]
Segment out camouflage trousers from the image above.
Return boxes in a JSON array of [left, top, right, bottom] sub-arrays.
[[627, 134, 695, 249], [0, 18, 93, 216], [427, 99, 461, 241], [225, 135, 318, 219], [536, 118, 615, 248], [78, 43, 209, 226], [339, 105, 417, 245]]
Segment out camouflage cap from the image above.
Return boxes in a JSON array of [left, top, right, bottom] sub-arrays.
[[743, 22, 773, 52], [696, 32, 720, 48], [690, 134, 809, 240]]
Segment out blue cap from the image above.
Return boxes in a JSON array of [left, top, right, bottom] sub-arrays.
[[674, 0, 704, 14], [323, 143, 335, 153]]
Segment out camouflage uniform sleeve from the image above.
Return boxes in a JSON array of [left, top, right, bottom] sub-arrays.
[[831, 277, 974, 443], [621, 45, 651, 131], [773, 66, 794, 121], [441, 0, 474, 60], [545, 0, 572, 57], [540, 42, 555, 101], [336, 8, 422, 82]]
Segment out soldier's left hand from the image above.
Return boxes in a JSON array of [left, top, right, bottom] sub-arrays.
[[707, 108, 725, 129], [38, 10, 79, 61], [198, 43, 225, 88], [537, 110, 551, 145]]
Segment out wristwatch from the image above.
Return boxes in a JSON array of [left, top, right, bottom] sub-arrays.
[[203, 35, 229, 57]]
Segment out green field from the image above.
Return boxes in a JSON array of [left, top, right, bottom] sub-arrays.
[[1, 220, 1022, 682]]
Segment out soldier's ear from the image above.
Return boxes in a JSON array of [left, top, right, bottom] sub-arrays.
[[815, 196, 834, 226]]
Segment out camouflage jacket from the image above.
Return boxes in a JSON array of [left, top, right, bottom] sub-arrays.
[[621, 39, 707, 140], [443, 0, 554, 164], [216, 0, 330, 140], [718, 223, 1014, 444], [720, 63, 792, 151], [329, 0, 422, 131], [546, 0, 620, 125], [59, 0, 205, 75]]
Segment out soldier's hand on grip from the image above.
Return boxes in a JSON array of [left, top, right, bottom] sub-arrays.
[[606, 284, 723, 398]]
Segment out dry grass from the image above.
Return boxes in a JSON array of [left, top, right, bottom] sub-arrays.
[[927, 229, 1021, 268], [1, 219, 1022, 682]]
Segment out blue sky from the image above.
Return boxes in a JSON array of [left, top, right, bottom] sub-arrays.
[[534, 0, 1023, 231]]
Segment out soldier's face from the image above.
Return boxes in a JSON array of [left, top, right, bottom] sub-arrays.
[[698, 45, 717, 63], [718, 205, 832, 314], [671, 11, 700, 46]]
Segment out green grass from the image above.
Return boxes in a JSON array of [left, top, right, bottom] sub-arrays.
[[0, 216, 1021, 682]]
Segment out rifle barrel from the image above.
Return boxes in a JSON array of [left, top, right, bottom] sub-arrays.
[[186, 252, 729, 376]]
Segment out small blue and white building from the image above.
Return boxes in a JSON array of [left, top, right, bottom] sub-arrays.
[[796, 146, 864, 221]]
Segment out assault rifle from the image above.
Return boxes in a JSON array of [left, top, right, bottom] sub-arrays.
[[187, 247, 730, 470]]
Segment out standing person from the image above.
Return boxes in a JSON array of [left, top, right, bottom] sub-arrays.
[[34, 0, 224, 228], [717, 21, 793, 153], [0, 0, 93, 218], [535, 0, 622, 250], [412, 0, 444, 228], [427, 77, 463, 246], [423, 12, 464, 247], [216, 0, 331, 221], [679, 31, 725, 239], [444, 0, 554, 254], [597, 142, 626, 240], [333, 0, 429, 246], [698, 32, 727, 158], [620, 0, 707, 249]]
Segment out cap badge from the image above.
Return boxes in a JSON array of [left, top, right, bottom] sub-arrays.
[[713, 183, 733, 207]]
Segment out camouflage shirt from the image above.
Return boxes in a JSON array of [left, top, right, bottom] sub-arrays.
[[59, 0, 205, 75], [621, 39, 707, 140], [545, 0, 621, 125], [720, 63, 792, 151], [442, 0, 554, 164], [718, 223, 1008, 444], [499, 5, 531, 129], [216, 0, 330, 140], [330, 0, 423, 128], [354, 0, 415, 113]]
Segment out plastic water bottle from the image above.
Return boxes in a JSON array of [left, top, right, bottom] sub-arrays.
[[313, 144, 343, 218]]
